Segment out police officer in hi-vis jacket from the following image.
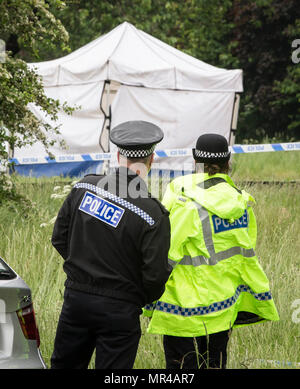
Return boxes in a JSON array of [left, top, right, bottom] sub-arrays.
[[51, 120, 172, 369], [144, 133, 279, 369]]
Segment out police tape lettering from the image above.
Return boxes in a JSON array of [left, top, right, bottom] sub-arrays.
[[79, 191, 124, 228]]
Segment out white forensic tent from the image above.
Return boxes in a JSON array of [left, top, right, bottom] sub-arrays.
[[14, 21, 243, 177]]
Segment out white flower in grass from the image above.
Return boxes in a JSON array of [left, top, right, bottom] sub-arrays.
[[63, 185, 71, 193], [40, 216, 57, 228], [50, 193, 67, 199], [49, 216, 57, 224]]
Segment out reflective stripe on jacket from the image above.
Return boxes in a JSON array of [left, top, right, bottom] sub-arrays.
[[144, 173, 279, 337]]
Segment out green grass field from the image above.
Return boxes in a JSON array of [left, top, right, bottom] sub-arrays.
[[0, 151, 299, 369]]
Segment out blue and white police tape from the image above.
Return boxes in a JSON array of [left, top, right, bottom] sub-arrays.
[[7, 141, 300, 165]]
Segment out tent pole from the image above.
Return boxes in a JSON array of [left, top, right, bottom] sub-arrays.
[[99, 80, 120, 175], [99, 80, 111, 175], [99, 80, 110, 152], [104, 80, 111, 175], [229, 93, 240, 146]]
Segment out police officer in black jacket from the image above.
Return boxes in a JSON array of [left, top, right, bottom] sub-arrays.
[[51, 121, 172, 369]]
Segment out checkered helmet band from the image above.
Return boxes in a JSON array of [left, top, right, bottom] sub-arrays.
[[194, 149, 230, 159], [118, 144, 155, 158]]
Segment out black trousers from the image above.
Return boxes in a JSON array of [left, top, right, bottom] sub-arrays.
[[163, 330, 230, 369], [51, 288, 142, 369]]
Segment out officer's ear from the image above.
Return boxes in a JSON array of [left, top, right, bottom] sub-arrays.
[[117, 151, 120, 163]]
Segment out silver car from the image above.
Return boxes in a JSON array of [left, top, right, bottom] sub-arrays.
[[0, 257, 46, 368]]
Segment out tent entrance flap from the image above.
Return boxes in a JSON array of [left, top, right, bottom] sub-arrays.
[[99, 80, 120, 152]]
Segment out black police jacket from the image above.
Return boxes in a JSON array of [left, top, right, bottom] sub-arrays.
[[51, 167, 172, 307]]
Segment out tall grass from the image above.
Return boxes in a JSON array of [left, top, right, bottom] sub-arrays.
[[231, 150, 300, 182], [224, 183, 300, 369], [0, 151, 299, 369]]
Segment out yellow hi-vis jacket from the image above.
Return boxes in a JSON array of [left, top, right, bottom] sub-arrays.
[[143, 173, 279, 337]]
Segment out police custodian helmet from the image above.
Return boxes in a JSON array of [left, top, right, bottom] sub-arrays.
[[192, 133, 231, 164], [110, 120, 164, 158]]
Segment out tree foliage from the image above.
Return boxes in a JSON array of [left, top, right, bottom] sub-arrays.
[[0, 0, 74, 163], [0, 0, 74, 202], [227, 0, 300, 142]]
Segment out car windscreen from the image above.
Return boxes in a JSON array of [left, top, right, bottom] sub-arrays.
[[0, 258, 16, 279]]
